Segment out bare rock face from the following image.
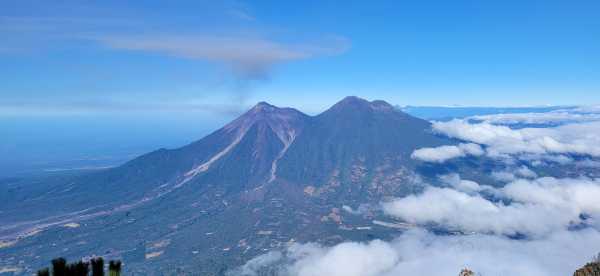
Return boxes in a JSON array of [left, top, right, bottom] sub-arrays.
[[574, 262, 600, 276]]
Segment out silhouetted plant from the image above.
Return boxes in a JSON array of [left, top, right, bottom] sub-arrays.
[[37, 268, 50, 276], [65, 262, 77, 276], [74, 261, 90, 276], [108, 260, 122, 276], [91, 257, 104, 276], [42, 257, 121, 276], [52, 257, 67, 276]]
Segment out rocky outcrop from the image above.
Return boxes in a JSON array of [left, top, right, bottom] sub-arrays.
[[574, 262, 600, 276], [459, 268, 475, 276]]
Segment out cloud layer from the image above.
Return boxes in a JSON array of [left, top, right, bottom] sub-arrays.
[[470, 107, 600, 126], [383, 177, 600, 236], [412, 120, 600, 164], [433, 120, 600, 158], [235, 174, 600, 276], [411, 107, 600, 164], [233, 228, 600, 276], [411, 143, 483, 163]]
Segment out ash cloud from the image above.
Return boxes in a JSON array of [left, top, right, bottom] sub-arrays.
[[0, 12, 350, 114], [94, 34, 348, 81], [92, 34, 349, 109]]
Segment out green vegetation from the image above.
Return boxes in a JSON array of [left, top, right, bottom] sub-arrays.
[[36, 268, 49, 276], [90, 257, 104, 276], [51, 258, 67, 276], [108, 260, 122, 276], [37, 257, 121, 276]]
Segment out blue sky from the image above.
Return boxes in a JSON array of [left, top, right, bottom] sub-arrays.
[[1, 0, 600, 175], [2, 0, 600, 114]]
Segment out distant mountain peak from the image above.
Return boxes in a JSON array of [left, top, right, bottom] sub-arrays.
[[327, 96, 396, 114], [339, 95, 369, 104], [220, 101, 308, 152], [370, 99, 394, 111], [251, 101, 277, 112]]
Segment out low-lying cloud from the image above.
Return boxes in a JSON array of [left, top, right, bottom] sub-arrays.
[[233, 174, 600, 276], [470, 107, 600, 126], [412, 107, 600, 164], [383, 177, 600, 236], [233, 228, 600, 276], [491, 166, 538, 182], [411, 143, 483, 163], [412, 120, 600, 164], [435, 120, 600, 157]]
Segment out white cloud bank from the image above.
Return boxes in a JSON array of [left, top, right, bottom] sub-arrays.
[[432, 120, 600, 158], [491, 166, 538, 182], [411, 143, 483, 163], [233, 176, 600, 276], [411, 107, 600, 163], [232, 228, 600, 276], [412, 120, 600, 163], [383, 177, 600, 236], [470, 106, 600, 125]]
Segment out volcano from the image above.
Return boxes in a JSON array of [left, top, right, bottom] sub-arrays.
[[0, 96, 456, 275]]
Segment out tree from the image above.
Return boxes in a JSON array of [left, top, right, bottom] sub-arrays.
[[109, 260, 122, 276], [37, 268, 50, 276], [74, 261, 90, 276], [42, 257, 121, 276], [52, 258, 67, 276], [91, 257, 105, 276], [65, 263, 77, 276]]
